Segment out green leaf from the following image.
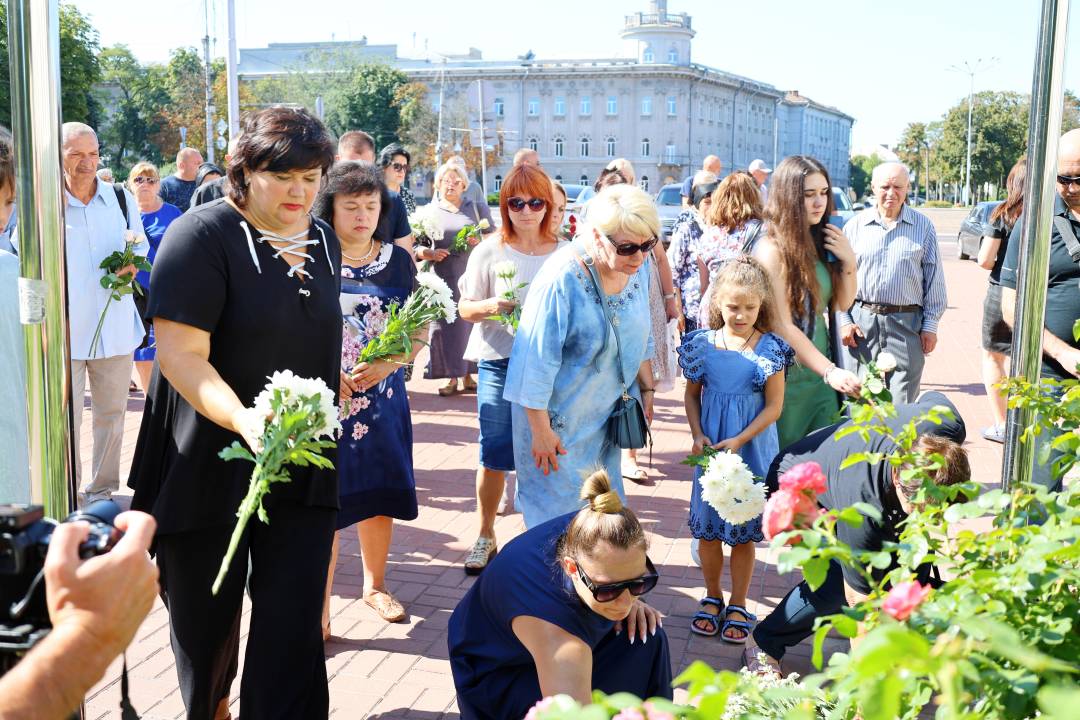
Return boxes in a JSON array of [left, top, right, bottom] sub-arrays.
[[831, 613, 859, 638], [219, 442, 255, 463], [1039, 684, 1080, 719], [803, 557, 830, 590], [859, 672, 902, 720]]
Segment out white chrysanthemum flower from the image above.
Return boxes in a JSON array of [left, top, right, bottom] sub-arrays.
[[256, 370, 342, 439], [876, 352, 898, 373], [477, 218, 491, 230], [408, 206, 443, 240], [697, 451, 765, 526], [416, 271, 458, 322]]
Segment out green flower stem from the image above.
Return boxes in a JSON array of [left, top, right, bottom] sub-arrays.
[[88, 294, 114, 359], [211, 459, 266, 595]]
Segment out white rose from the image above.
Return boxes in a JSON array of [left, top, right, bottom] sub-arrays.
[[876, 352, 898, 373]]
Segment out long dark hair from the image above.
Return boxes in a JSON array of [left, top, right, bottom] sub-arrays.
[[764, 155, 838, 323], [991, 157, 1025, 230]]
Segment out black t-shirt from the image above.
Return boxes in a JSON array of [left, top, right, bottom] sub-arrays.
[[375, 191, 411, 244], [986, 215, 1014, 285], [999, 196, 1080, 380], [129, 201, 343, 535], [766, 392, 966, 594], [189, 177, 227, 208], [159, 175, 198, 212]]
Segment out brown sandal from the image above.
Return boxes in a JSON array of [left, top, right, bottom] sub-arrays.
[[437, 380, 459, 397], [364, 589, 407, 623]]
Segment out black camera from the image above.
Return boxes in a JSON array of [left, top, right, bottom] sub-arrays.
[[0, 500, 123, 674]]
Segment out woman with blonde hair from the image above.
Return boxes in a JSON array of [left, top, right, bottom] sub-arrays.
[[449, 469, 672, 719], [126, 161, 182, 391], [504, 184, 659, 527], [423, 160, 495, 395]]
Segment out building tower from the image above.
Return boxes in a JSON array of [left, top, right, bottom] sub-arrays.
[[620, 0, 695, 67]]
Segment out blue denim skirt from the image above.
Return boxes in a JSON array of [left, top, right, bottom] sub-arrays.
[[477, 358, 515, 471]]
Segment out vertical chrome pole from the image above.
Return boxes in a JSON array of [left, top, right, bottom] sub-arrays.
[[226, 0, 240, 139], [1002, 0, 1071, 491]]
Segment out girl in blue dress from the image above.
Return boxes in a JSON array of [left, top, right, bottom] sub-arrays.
[[448, 469, 672, 720], [678, 256, 792, 644], [313, 162, 422, 634]]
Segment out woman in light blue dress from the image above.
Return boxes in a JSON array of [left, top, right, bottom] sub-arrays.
[[504, 185, 660, 528]]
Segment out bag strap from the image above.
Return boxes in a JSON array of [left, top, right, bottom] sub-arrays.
[[741, 220, 764, 255], [1053, 214, 1080, 264], [112, 183, 130, 230], [575, 250, 630, 390]]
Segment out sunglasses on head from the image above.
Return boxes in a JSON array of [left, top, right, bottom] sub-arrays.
[[390, 162, 409, 172], [1057, 174, 1080, 187], [507, 196, 547, 212], [576, 556, 659, 602], [132, 176, 158, 185], [605, 234, 659, 256]]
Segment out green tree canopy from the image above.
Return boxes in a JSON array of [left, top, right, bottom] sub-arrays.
[[849, 154, 883, 198]]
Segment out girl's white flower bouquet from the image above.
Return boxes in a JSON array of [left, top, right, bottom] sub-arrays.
[[212, 370, 341, 594], [354, 271, 457, 368], [685, 448, 766, 526], [488, 259, 527, 334]]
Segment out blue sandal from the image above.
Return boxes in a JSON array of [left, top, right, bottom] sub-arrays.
[[690, 596, 725, 637], [721, 605, 757, 645]]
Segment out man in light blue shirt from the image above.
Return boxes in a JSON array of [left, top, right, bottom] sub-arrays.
[[0, 126, 28, 501], [838, 162, 947, 403], [57, 123, 146, 504]]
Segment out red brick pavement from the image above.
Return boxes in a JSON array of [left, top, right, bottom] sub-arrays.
[[80, 210, 1006, 719]]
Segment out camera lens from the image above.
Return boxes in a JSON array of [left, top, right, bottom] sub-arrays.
[[65, 500, 121, 527]]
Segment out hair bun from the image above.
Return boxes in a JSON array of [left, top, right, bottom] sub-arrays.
[[590, 491, 623, 514]]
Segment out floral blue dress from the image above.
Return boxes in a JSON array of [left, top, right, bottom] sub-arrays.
[[504, 239, 654, 528], [677, 329, 793, 544], [337, 243, 419, 529], [667, 209, 706, 334]]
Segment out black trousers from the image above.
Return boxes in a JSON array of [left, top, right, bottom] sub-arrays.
[[752, 559, 847, 661], [156, 504, 336, 720]]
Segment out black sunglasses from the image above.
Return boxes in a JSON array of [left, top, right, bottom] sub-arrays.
[[605, 234, 659, 257], [390, 162, 409, 172], [507, 196, 547, 212], [576, 556, 659, 602], [132, 176, 158, 185], [1057, 174, 1080, 187]]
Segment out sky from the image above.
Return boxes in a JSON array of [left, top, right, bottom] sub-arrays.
[[71, 0, 1079, 150]]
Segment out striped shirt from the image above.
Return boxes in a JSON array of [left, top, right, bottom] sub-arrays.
[[838, 204, 947, 334]]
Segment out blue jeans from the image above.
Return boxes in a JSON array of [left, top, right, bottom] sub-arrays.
[[477, 359, 515, 472], [752, 560, 847, 661]]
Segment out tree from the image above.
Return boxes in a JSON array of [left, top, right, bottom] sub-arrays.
[[0, 3, 102, 128], [96, 45, 171, 178], [896, 122, 930, 200], [849, 154, 883, 199], [936, 91, 1028, 202]]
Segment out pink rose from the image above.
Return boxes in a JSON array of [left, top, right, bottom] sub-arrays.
[[882, 581, 932, 621], [643, 702, 676, 720], [612, 709, 645, 720], [763, 487, 821, 540], [779, 461, 827, 495]]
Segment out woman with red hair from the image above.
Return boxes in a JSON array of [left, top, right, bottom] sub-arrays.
[[457, 164, 566, 573]]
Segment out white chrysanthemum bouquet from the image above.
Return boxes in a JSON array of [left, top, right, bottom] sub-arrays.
[[408, 205, 443, 245], [355, 271, 457, 367], [489, 259, 527, 334], [684, 447, 766, 526], [212, 370, 341, 594]]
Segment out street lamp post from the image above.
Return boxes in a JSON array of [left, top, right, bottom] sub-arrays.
[[948, 58, 997, 206]]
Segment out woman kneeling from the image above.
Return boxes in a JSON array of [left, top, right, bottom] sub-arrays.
[[448, 470, 672, 720]]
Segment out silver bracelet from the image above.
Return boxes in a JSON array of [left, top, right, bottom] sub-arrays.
[[822, 364, 837, 385], [663, 292, 675, 300]]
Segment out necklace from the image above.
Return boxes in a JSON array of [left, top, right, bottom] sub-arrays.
[[341, 239, 378, 265], [718, 328, 757, 352]]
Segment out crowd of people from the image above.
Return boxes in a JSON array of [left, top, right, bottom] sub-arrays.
[[2, 102, 1079, 719]]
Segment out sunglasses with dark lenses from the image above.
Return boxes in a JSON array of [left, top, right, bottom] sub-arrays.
[[132, 176, 158, 185], [507, 196, 547, 212], [1057, 174, 1080, 187], [390, 162, 409, 172], [606, 234, 659, 256], [576, 556, 659, 602]]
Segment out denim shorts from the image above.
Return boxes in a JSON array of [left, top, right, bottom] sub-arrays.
[[477, 358, 515, 471]]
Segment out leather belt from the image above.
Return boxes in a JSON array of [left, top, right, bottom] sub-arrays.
[[855, 299, 922, 315]]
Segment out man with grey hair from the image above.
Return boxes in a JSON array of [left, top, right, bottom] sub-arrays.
[[55, 122, 147, 505], [159, 146, 203, 211], [838, 161, 946, 403], [513, 147, 540, 168]]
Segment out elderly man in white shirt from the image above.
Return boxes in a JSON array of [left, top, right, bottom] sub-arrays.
[[58, 123, 147, 504]]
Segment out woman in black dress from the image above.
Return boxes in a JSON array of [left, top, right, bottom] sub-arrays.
[[130, 106, 340, 720]]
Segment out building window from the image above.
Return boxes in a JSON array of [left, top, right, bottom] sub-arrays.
[[580, 173, 589, 185], [528, 137, 538, 152], [640, 175, 649, 192], [579, 137, 590, 157], [605, 136, 616, 157], [641, 138, 650, 156], [665, 143, 677, 163], [667, 96, 677, 116], [494, 98, 505, 117], [643, 47, 654, 63], [668, 48, 678, 63], [553, 137, 564, 157], [698, 101, 705, 121], [607, 96, 617, 115], [528, 98, 539, 116], [554, 97, 566, 116], [494, 174, 503, 191], [580, 96, 591, 116], [641, 96, 652, 115]]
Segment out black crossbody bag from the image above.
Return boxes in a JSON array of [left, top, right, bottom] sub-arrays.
[[577, 252, 651, 450]]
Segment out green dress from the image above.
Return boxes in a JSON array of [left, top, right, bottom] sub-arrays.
[[776, 261, 841, 450]]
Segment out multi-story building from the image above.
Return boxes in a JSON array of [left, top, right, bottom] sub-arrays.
[[237, 1, 854, 193]]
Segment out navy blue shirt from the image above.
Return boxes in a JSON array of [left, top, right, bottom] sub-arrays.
[[159, 175, 198, 213], [449, 512, 613, 714], [375, 191, 411, 244]]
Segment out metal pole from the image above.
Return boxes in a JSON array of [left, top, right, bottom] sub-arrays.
[[225, 0, 240, 140], [477, 79, 488, 198], [964, 72, 973, 205], [1001, 0, 1071, 491], [202, 34, 215, 164], [8, 0, 76, 519], [435, 61, 446, 165]]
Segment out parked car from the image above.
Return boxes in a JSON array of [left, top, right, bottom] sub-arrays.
[[655, 183, 684, 244], [558, 183, 590, 232], [830, 187, 856, 228], [957, 201, 1002, 260]]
